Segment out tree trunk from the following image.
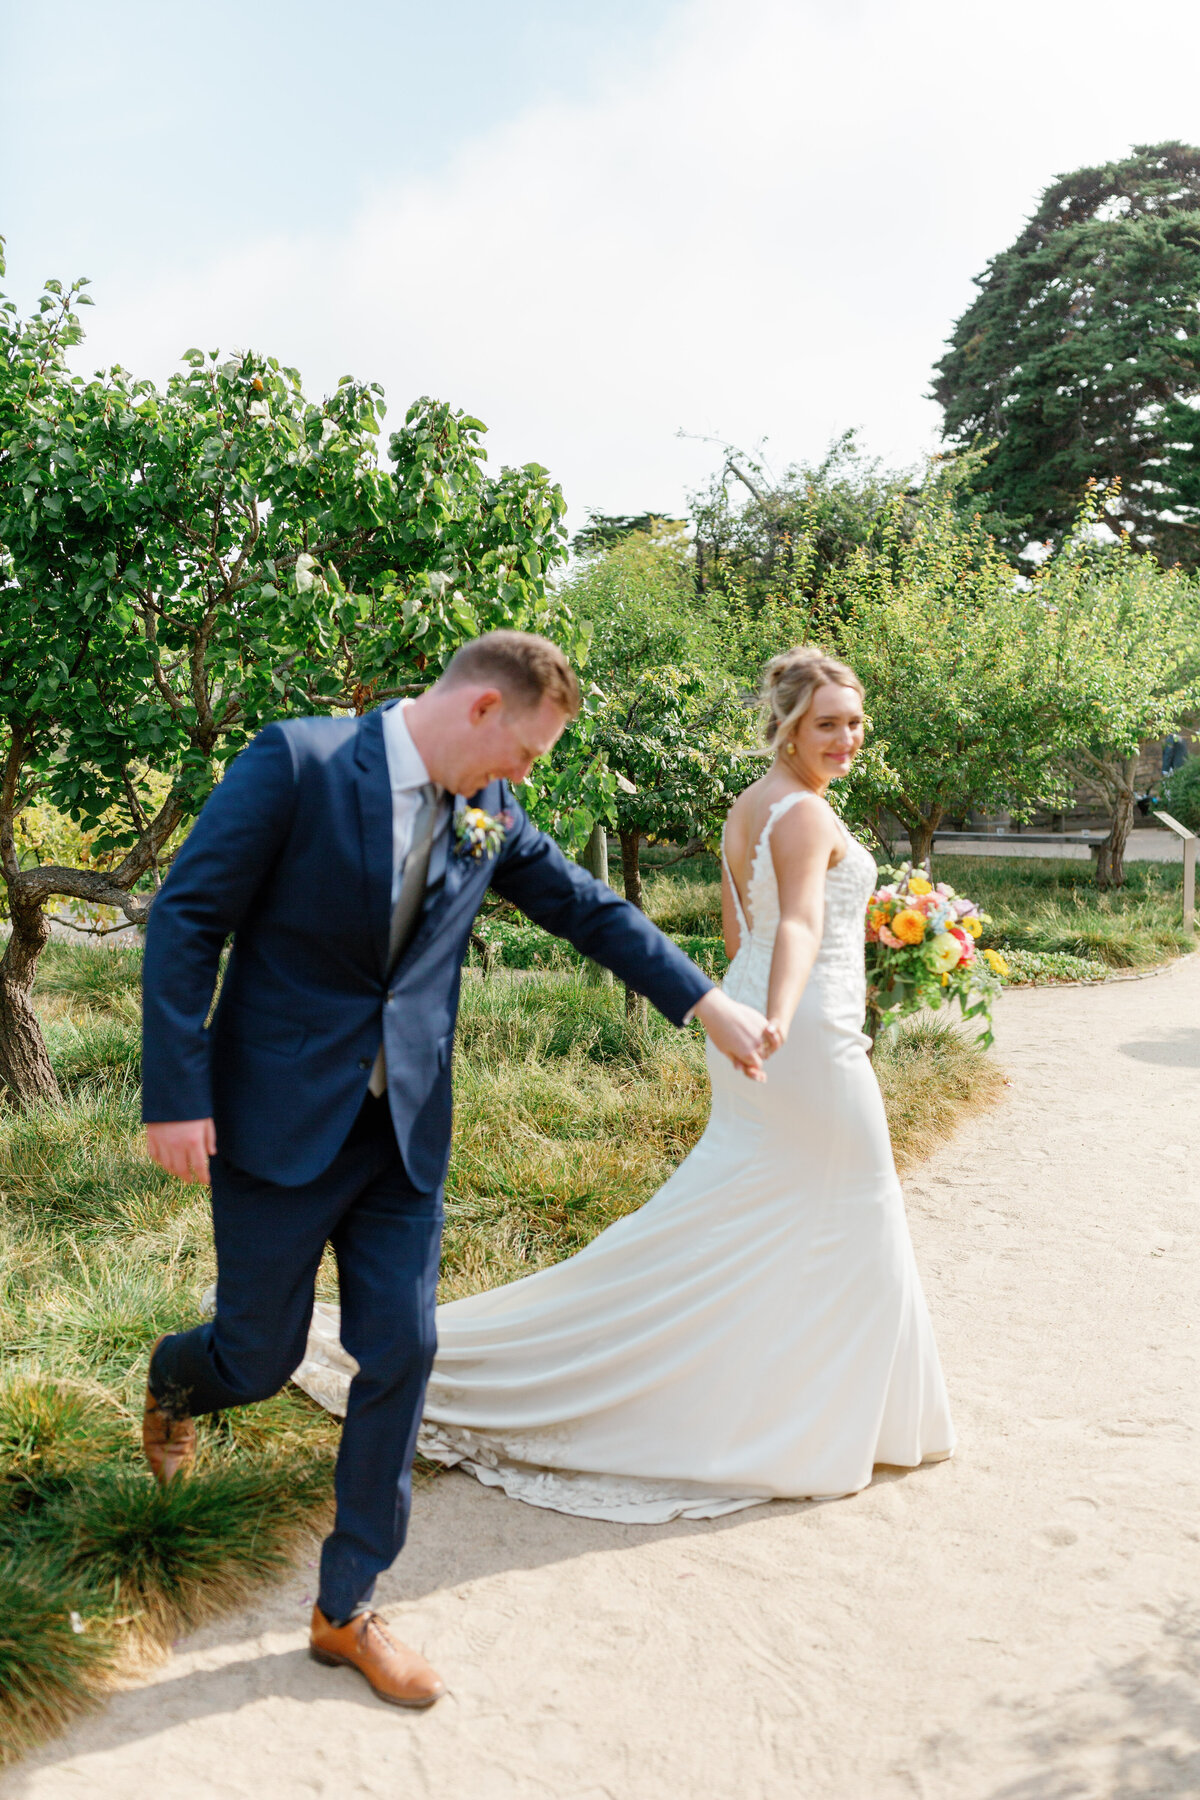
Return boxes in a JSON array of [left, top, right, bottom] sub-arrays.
[[0, 894, 60, 1106], [1096, 783, 1136, 890], [469, 931, 496, 978], [577, 822, 613, 989], [618, 830, 648, 1022], [619, 830, 643, 911], [906, 807, 942, 872]]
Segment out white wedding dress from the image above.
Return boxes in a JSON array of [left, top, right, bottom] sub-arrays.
[[294, 793, 955, 1522]]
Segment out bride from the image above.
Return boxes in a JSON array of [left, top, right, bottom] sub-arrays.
[[296, 646, 955, 1521]]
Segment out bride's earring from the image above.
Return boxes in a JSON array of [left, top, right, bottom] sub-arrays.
[[785, 742, 796, 756]]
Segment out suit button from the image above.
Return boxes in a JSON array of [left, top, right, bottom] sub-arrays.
[[358, 1058, 369, 1070]]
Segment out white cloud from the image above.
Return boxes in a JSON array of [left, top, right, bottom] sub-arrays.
[[80, 0, 1200, 521]]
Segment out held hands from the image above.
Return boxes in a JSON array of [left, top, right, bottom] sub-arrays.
[[146, 1119, 217, 1185], [691, 991, 778, 1082]]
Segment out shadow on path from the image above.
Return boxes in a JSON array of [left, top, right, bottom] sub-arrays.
[[1117, 1027, 1200, 1068], [981, 1602, 1200, 1800]]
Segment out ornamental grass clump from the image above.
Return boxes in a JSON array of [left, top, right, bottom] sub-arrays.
[[0, 1550, 110, 1759]]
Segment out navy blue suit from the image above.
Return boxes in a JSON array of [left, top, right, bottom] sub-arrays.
[[143, 704, 711, 1619]]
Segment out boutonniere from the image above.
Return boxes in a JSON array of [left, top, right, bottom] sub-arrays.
[[454, 805, 511, 862]]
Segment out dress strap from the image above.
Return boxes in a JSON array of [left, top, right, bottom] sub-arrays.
[[760, 791, 812, 840]]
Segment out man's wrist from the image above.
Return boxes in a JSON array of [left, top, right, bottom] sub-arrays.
[[685, 989, 718, 1027]]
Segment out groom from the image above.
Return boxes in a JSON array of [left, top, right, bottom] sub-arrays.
[[141, 630, 770, 1708]]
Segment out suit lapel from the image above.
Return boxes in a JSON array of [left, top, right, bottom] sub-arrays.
[[353, 707, 394, 978]]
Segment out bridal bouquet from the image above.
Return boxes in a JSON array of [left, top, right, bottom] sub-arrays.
[[864, 866, 1005, 1048]]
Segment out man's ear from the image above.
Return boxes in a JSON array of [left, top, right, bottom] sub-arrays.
[[467, 687, 505, 726]]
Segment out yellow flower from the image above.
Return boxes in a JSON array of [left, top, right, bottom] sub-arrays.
[[930, 932, 962, 972], [908, 875, 933, 895], [982, 948, 1010, 978], [962, 915, 982, 938], [891, 908, 927, 945]]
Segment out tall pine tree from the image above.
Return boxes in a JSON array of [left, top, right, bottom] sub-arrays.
[[933, 143, 1200, 565]]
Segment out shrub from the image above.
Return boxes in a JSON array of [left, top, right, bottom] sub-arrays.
[[995, 948, 1109, 985], [0, 1550, 109, 1762], [1157, 754, 1200, 833]]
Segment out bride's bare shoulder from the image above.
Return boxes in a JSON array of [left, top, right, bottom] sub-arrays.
[[723, 779, 771, 854]]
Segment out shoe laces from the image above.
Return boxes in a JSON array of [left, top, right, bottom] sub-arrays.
[[357, 1612, 398, 1656]]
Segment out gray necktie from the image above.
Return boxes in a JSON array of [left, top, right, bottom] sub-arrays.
[[368, 782, 440, 1096]]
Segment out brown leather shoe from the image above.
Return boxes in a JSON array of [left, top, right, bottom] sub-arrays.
[[309, 1606, 445, 1708], [142, 1335, 196, 1485]]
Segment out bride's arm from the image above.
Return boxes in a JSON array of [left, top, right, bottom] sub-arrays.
[[765, 804, 839, 1042], [720, 856, 742, 962]]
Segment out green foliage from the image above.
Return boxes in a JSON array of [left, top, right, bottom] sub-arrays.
[[561, 526, 713, 675], [932, 853, 1192, 968], [993, 948, 1109, 985], [590, 665, 755, 857], [570, 510, 685, 556], [1157, 752, 1200, 831], [0, 1548, 110, 1761], [0, 251, 591, 1100], [20, 1463, 330, 1624], [689, 430, 916, 619], [550, 529, 758, 886], [469, 917, 578, 971], [825, 490, 1074, 859], [1032, 514, 1200, 881], [0, 269, 574, 857], [933, 142, 1200, 565]]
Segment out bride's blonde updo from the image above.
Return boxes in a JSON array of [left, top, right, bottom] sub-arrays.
[[759, 645, 864, 751]]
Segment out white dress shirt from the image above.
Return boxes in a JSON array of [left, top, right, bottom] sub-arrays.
[[381, 700, 449, 901]]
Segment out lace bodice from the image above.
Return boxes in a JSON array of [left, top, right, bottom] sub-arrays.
[[721, 791, 877, 1025]]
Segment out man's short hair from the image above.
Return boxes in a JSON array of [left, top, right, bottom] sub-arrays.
[[441, 630, 581, 718]]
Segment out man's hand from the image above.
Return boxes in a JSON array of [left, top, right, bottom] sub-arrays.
[[146, 1119, 217, 1185], [691, 990, 774, 1082]]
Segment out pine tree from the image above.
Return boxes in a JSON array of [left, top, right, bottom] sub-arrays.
[[933, 142, 1200, 566]]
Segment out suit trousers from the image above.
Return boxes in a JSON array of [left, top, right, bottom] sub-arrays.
[[149, 1092, 443, 1623]]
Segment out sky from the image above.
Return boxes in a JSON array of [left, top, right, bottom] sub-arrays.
[[6, 0, 1200, 526]]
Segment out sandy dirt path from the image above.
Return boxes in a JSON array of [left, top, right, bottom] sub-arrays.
[[6, 956, 1199, 1799]]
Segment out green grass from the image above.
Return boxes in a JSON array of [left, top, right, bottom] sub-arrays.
[[480, 846, 1194, 981], [931, 855, 1194, 971], [1, 941, 1002, 1760]]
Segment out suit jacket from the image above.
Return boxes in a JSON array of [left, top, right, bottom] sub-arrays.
[[141, 706, 713, 1191]]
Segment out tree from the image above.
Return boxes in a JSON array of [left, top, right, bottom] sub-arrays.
[[553, 526, 755, 1009], [826, 495, 1074, 866], [570, 509, 684, 556], [0, 252, 577, 1104], [933, 142, 1200, 566], [688, 431, 915, 618], [588, 666, 753, 1014], [1036, 511, 1200, 885], [560, 524, 716, 676]]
